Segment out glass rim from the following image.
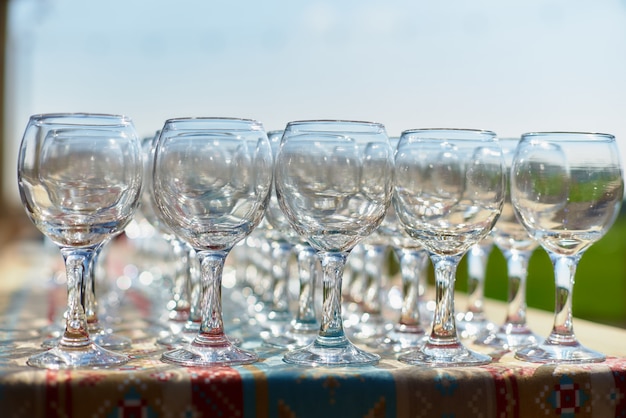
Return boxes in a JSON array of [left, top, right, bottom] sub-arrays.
[[163, 116, 264, 128], [400, 128, 497, 139], [521, 131, 615, 141], [29, 112, 133, 126], [285, 119, 385, 129]]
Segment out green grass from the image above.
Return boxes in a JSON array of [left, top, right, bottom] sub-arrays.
[[451, 212, 626, 328]]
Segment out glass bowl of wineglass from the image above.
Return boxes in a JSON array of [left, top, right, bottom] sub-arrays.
[[511, 132, 624, 363], [274, 120, 394, 366], [393, 128, 505, 367], [17, 113, 143, 369], [474, 137, 542, 351], [152, 117, 273, 367]]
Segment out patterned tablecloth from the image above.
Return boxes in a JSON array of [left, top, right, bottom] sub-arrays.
[[1, 241, 626, 418]]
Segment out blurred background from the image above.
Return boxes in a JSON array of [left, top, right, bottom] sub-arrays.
[[1, 0, 625, 325]]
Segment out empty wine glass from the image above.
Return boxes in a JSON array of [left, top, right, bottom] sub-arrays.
[[371, 204, 430, 353], [139, 132, 195, 348], [347, 237, 393, 342], [255, 130, 295, 336], [511, 132, 624, 363], [17, 113, 143, 368], [393, 128, 504, 367], [274, 120, 393, 366], [474, 137, 541, 350], [455, 239, 497, 339], [261, 130, 320, 349], [153, 117, 273, 367]]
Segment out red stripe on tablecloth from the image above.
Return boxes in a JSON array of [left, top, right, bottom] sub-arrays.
[[484, 365, 520, 418], [45, 369, 74, 418], [188, 367, 244, 417], [45, 370, 62, 417], [64, 370, 72, 417], [45, 370, 57, 417], [509, 369, 520, 418]]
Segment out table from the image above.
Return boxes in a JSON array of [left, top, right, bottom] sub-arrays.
[[1, 240, 626, 418]]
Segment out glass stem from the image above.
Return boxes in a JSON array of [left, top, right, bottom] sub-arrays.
[[547, 253, 581, 345], [292, 244, 318, 331], [194, 250, 228, 346], [258, 240, 274, 304], [361, 244, 387, 315], [188, 248, 202, 324], [60, 247, 97, 348], [346, 245, 366, 304], [317, 251, 348, 344], [85, 244, 104, 333], [168, 238, 191, 322], [503, 249, 531, 327], [429, 254, 462, 347], [466, 243, 492, 315], [269, 240, 293, 316], [395, 248, 428, 332]]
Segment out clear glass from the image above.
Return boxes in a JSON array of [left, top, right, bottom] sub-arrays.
[[347, 237, 393, 342], [474, 137, 541, 350], [261, 130, 320, 349], [274, 120, 393, 366], [17, 113, 143, 368], [139, 132, 195, 348], [41, 241, 133, 350], [511, 132, 624, 363], [372, 204, 429, 353], [153, 117, 273, 366], [455, 239, 497, 339], [393, 128, 504, 366], [255, 130, 296, 335]]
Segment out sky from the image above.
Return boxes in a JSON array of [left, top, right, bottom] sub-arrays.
[[5, 0, 626, 205]]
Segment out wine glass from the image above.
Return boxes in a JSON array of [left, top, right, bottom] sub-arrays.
[[347, 236, 393, 342], [371, 204, 430, 353], [254, 130, 295, 336], [511, 132, 624, 363], [261, 130, 320, 349], [153, 117, 273, 367], [455, 239, 497, 339], [274, 120, 393, 366], [393, 128, 504, 367], [17, 113, 143, 368], [474, 137, 542, 350], [139, 131, 196, 347]]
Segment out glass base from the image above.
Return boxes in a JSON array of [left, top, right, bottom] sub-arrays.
[[161, 336, 257, 367], [257, 313, 292, 337], [42, 331, 132, 350], [474, 324, 542, 351], [514, 339, 605, 364], [157, 326, 242, 349], [455, 311, 497, 339], [283, 336, 380, 367], [369, 327, 428, 354], [348, 314, 393, 341], [398, 340, 491, 367], [263, 329, 317, 350], [27, 342, 129, 369], [156, 333, 191, 349]]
